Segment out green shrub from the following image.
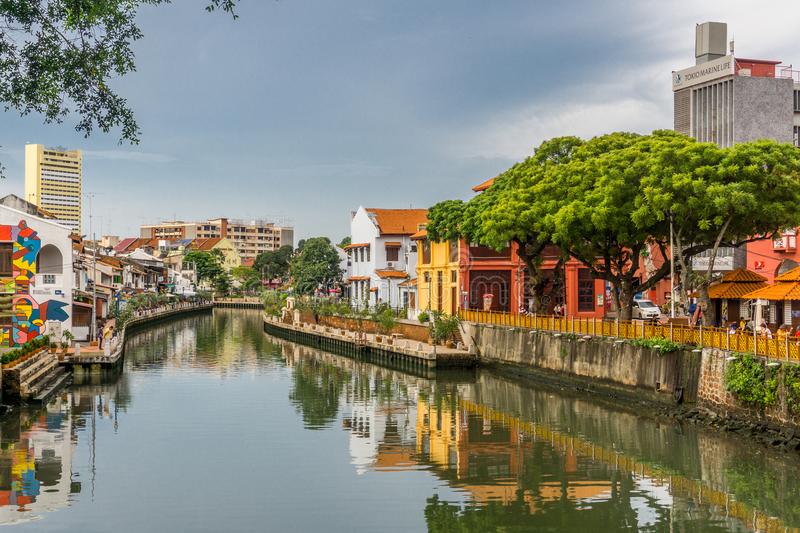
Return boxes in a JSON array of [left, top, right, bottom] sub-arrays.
[[785, 364, 800, 415], [372, 304, 397, 335], [725, 353, 779, 408], [630, 336, 686, 354], [262, 291, 288, 317], [418, 311, 430, 324], [429, 311, 460, 345]]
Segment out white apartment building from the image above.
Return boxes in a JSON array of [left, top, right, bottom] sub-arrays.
[[346, 207, 427, 309]]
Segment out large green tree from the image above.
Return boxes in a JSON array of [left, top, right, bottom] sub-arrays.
[[429, 130, 800, 321], [253, 244, 293, 281], [0, 0, 237, 174], [639, 137, 800, 323], [290, 237, 342, 295], [182, 250, 223, 283]]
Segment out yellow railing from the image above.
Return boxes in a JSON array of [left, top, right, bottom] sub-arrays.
[[459, 309, 800, 362]]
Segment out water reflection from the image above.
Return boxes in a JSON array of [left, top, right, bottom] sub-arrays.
[[3, 309, 798, 532], [277, 335, 800, 532]]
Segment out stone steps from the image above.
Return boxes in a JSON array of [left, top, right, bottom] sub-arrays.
[[31, 366, 70, 403]]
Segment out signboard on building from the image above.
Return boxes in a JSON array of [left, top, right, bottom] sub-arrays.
[[672, 55, 735, 91], [691, 254, 737, 271]]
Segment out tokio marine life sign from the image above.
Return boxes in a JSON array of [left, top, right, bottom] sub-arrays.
[[672, 55, 735, 91]]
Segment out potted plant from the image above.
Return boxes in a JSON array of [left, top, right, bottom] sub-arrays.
[[60, 331, 73, 354], [429, 311, 461, 347], [49, 341, 58, 354]]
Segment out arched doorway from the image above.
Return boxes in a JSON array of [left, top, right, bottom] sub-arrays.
[[37, 244, 63, 274]]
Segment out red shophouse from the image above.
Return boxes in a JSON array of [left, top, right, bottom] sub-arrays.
[[460, 178, 605, 318]]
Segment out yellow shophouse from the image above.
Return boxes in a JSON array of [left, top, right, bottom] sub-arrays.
[[413, 228, 461, 316]]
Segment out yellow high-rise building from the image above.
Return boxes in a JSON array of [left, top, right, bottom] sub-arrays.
[[24, 144, 82, 233]]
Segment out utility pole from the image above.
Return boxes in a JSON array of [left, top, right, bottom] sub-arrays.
[[670, 213, 676, 319], [88, 193, 98, 342]]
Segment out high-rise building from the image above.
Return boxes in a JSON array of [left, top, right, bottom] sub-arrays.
[[24, 144, 82, 233], [140, 217, 294, 260], [672, 22, 800, 148], [673, 22, 800, 275]]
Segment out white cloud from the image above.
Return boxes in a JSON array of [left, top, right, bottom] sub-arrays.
[[450, 56, 674, 162]]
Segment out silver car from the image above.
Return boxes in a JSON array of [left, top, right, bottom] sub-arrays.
[[632, 299, 662, 320]]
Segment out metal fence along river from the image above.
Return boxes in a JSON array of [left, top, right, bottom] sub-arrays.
[[460, 309, 800, 361]]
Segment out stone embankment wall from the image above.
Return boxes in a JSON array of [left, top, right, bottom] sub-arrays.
[[697, 348, 800, 428], [301, 313, 431, 343], [463, 322, 800, 432], [462, 322, 701, 405]]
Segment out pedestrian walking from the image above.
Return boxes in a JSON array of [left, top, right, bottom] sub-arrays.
[[96, 320, 104, 349]]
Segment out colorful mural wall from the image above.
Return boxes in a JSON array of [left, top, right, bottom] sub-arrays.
[[0, 220, 69, 347]]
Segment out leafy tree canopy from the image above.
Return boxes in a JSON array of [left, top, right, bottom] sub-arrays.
[[254, 245, 293, 280], [290, 237, 342, 295], [0, 0, 237, 174], [182, 250, 223, 283], [427, 130, 800, 319]]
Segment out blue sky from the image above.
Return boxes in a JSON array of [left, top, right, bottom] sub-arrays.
[[2, 0, 800, 242]]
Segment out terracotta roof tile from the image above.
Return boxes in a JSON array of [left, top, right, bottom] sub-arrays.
[[742, 282, 800, 301], [708, 281, 768, 299], [365, 208, 428, 235], [375, 269, 409, 279], [411, 228, 427, 240], [113, 237, 138, 253], [472, 177, 496, 192], [398, 278, 417, 287], [344, 242, 369, 250], [347, 276, 370, 282], [708, 269, 769, 299], [720, 268, 768, 283], [384, 241, 402, 247], [776, 266, 800, 282]]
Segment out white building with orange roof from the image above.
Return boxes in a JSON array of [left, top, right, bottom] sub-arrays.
[[346, 206, 427, 309]]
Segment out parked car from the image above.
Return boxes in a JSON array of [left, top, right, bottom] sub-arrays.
[[632, 299, 662, 320]]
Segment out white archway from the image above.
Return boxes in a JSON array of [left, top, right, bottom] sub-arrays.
[[38, 244, 63, 274]]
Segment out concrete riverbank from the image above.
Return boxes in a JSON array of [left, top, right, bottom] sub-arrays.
[[263, 314, 476, 376]]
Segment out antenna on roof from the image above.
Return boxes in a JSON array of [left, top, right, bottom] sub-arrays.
[[730, 38, 735, 55]]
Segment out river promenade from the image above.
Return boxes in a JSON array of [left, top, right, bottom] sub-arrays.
[[63, 301, 213, 374], [263, 314, 475, 374]]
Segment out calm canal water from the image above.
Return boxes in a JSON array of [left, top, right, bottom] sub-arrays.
[[3, 309, 800, 532]]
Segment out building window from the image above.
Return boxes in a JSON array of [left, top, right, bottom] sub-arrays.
[[366, 246, 370, 262], [448, 241, 458, 263], [795, 126, 800, 148], [451, 270, 457, 283], [0, 243, 11, 277], [795, 90, 800, 112], [386, 246, 399, 262], [421, 241, 431, 264], [577, 269, 594, 312]]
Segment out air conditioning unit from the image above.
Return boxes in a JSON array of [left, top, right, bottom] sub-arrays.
[[387, 262, 394, 269]]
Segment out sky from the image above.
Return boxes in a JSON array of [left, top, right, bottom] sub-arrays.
[[2, 0, 800, 243]]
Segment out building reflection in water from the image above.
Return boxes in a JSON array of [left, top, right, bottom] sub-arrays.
[[280, 338, 795, 532], [0, 397, 75, 525], [0, 373, 131, 526]]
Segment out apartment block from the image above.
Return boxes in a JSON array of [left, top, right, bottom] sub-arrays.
[[141, 217, 293, 260], [24, 144, 82, 233]]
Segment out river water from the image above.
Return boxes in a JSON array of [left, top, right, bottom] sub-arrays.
[[2, 309, 800, 532]]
